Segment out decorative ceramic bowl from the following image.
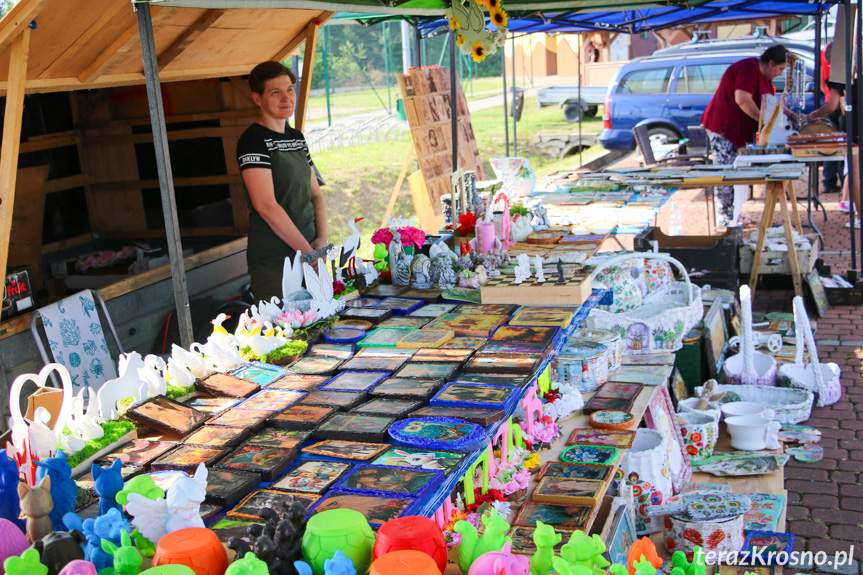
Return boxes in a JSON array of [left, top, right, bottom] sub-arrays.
[[560, 444, 619, 465], [589, 410, 635, 430]]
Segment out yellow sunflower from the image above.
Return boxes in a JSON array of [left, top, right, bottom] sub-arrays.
[[471, 41, 486, 62], [456, 34, 465, 47], [474, 0, 492, 8], [487, 0, 500, 9], [449, 16, 461, 30], [490, 7, 508, 28]]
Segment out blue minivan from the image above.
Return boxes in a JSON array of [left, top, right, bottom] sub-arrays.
[[599, 42, 815, 152]]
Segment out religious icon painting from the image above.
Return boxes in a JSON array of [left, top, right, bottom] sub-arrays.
[[454, 304, 517, 316], [297, 390, 366, 411], [378, 317, 433, 329], [430, 382, 519, 411], [302, 440, 389, 460], [181, 425, 251, 450], [266, 373, 329, 392], [394, 362, 459, 381], [535, 461, 614, 483], [338, 355, 411, 373], [287, 355, 343, 376], [395, 329, 455, 349], [363, 284, 409, 298], [216, 445, 297, 480], [357, 327, 417, 348], [566, 429, 635, 449], [307, 343, 356, 360], [594, 382, 644, 402], [374, 297, 424, 315], [509, 308, 575, 328], [346, 297, 381, 308], [318, 371, 391, 393], [410, 348, 474, 363], [205, 468, 262, 507], [508, 526, 570, 556], [312, 413, 395, 443], [423, 313, 508, 337], [490, 325, 560, 346], [272, 460, 353, 494], [151, 445, 229, 474], [339, 307, 393, 324], [99, 440, 175, 468], [237, 390, 305, 412], [372, 446, 467, 476], [230, 362, 286, 386], [399, 288, 444, 304], [351, 398, 423, 419], [334, 464, 443, 498], [269, 404, 338, 430], [369, 377, 444, 401], [512, 501, 595, 532], [408, 405, 505, 427], [196, 373, 261, 398], [463, 353, 540, 375], [126, 395, 209, 436], [208, 408, 272, 431], [532, 477, 607, 506], [243, 428, 311, 451], [439, 337, 487, 350], [306, 492, 414, 527], [182, 396, 239, 415], [409, 303, 459, 318], [227, 489, 320, 521]]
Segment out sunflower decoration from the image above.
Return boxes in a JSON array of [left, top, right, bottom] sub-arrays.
[[446, 0, 509, 63]]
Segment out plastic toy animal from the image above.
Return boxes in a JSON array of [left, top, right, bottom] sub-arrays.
[[31, 530, 86, 575], [455, 512, 511, 574], [0, 518, 29, 572], [63, 507, 130, 571], [125, 463, 207, 545], [115, 475, 165, 507], [3, 548, 48, 575], [139, 567, 195, 575], [19, 476, 54, 544], [93, 459, 124, 516], [469, 543, 530, 575], [226, 552, 269, 575], [34, 451, 77, 529], [0, 453, 24, 529], [555, 531, 609, 575], [58, 560, 98, 575], [626, 537, 662, 575], [670, 547, 706, 575], [530, 521, 562, 575], [100, 530, 142, 575]]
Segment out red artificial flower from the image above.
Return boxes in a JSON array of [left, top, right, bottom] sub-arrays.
[[457, 212, 477, 236], [332, 281, 346, 296]]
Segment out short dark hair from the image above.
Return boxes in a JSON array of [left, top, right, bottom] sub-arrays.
[[760, 45, 789, 65], [825, 42, 833, 63], [248, 61, 297, 94]]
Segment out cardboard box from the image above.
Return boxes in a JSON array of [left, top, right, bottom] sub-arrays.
[[26, 387, 65, 429]]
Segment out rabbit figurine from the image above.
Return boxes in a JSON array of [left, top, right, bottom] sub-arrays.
[[18, 476, 54, 544]]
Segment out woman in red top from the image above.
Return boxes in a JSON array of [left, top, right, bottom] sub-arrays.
[[701, 45, 788, 227]]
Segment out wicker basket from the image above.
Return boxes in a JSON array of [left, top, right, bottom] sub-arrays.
[[778, 297, 842, 406], [585, 253, 703, 355], [694, 384, 814, 424], [722, 286, 777, 387]]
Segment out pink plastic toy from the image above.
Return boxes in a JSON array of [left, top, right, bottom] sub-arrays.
[[467, 543, 530, 575], [57, 561, 97, 575], [0, 519, 29, 575], [521, 385, 544, 437]]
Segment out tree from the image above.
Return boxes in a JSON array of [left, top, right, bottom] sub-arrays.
[[0, 0, 20, 19]]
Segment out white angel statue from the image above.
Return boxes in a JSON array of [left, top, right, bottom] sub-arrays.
[[125, 463, 208, 544]]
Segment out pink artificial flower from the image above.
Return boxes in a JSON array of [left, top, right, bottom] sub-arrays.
[[371, 228, 394, 246], [504, 480, 520, 494], [397, 226, 426, 250]]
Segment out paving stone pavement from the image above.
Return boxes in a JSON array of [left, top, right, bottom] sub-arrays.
[[643, 174, 863, 570]]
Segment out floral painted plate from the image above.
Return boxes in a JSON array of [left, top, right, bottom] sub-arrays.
[[589, 410, 635, 430], [560, 444, 619, 465]]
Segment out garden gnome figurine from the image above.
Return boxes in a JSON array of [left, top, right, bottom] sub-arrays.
[[534, 256, 545, 283]]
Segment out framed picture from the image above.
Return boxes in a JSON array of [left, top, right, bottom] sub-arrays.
[[230, 362, 286, 386], [357, 327, 417, 348], [126, 395, 208, 436], [196, 373, 260, 399], [100, 440, 175, 468], [566, 429, 635, 449], [237, 390, 305, 412], [312, 413, 395, 443], [644, 382, 692, 493], [409, 303, 458, 318], [806, 271, 830, 318], [208, 408, 271, 431], [205, 468, 262, 507], [363, 284, 409, 298], [594, 382, 644, 402], [423, 313, 508, 337], [429, 382, 519, 411], [536, 461, 614, 483], [462, 353, 540, 375], [182, 396, 239, 415], [608, 365, 672, 387], [354, 347, 416, 359], [182, 425, 250, 450], [374, 297, 424, 315], [339, 355, 411, 373], [411, 348, 475, 363], [269, 404, 338, 430], [440, 337, 489, 351], [272, 460, 352, 494], [671, 368, 689, 406], [297, 390, 366, 410], [742, 531, 795, 562], [408, 405, 504, 426], [227, 489, 320, 520], [372, 446, 467, 475], [287, 356, 343, 376], [319, 371, 391, 393], [395, 329, 455, 349], [151, 445, 228, 473], [378, 317, 433, 329], [703, 299, 728, 378], [369, 377, 444, 401], [512, 501, 595, 531], [267, 374, 329, 392], [217, 445, 298, 480], [394, 362, 459, 381], [604, 503, 636, 566], [333, 464, 443, 497], [490, 325, 560, 346], [302, 440, 389, 460], [560, 444, 619, 465], [352, 398, 423, 419], [532, 477, 606, 506], [307, 343, 355, 360], [339, 307, 393, 323], [582, 396, 635, 415], [244, 428, 311, 450], [306, 492, 414, 527], [209, 517, 265, 545]]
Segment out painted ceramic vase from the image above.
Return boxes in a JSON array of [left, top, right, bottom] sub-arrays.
[[619, 428, 673, 536], [678, 412, 718, 461]]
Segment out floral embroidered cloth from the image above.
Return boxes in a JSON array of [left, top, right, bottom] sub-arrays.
[[38, 292, 117, 390]]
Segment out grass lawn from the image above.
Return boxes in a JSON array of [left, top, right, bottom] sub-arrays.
[[314, 96, 606, 257]]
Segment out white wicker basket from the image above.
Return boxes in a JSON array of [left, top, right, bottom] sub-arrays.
[[585, 253, 703, 355], [722, 286, 777, 387], [694, 384, 814, 424]]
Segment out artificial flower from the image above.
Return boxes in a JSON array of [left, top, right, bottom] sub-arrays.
[[490, 7, 508, 28], [471, 42, 485, 63], [396, 226, 426, 250], [449, 16, 461, 30], [457, 212, 477, 236], [487, 0, 499, 8], [490, 500, 511, 518], [474, 0, 492, 7], [332, 280, 346, 296], [524, 453, 541, 469], [371, 228, 393, 246]]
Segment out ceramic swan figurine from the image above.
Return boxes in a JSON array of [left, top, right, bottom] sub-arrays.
[[61, 387, 104, 454], [166, 358, 195, 390], [260, 297, 283, 322], [125, 463, 207, 545], [304, 258, 339, 319], [171, 345, 210, 378], [9, 364, 74, 460], [201, 336, 244, 371], [244, 332, 282, 357], [97, 353, 148, 421], [137, 356, 167, 398]]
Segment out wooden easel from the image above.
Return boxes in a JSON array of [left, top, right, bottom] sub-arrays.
[[748, 179, 805, 297], [379, 142, 445, 233]]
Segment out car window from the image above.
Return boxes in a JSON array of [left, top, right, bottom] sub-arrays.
[[681, 64, 730, 93], [617, 68, 673, 95], [773, 69, 815, 93]]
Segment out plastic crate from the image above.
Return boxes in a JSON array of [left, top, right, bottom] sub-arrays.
[[634, 227, 741, 290]]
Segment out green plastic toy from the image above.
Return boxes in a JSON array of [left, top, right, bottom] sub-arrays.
[[608, 565, 629, 575], [301, 508, 374, 575], [139, 567, 196, 575], [226, 552, 270, 575], [555, 531, 610, 575], [530, 521, 561, 575], [632, 556, 657, 575], [670, 547, 706, 575], [550, 558, 592, 575], [462, 446, 491, 505], [100, 530, 142, 575], [115, 476, 164, 506], [3, 548, 48, 575], [373, 245, 389, 272], [454, 512, 511, 575]]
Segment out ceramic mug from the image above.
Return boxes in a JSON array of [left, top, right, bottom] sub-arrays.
[[725, 415, 781, 451], [678, 412, 718, 461], [720, 401, 775, 421]]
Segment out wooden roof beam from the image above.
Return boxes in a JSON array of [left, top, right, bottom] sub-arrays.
[[270, 11, 335, 64], [157, 9, 225, 69], [294, 18, 322, 133], [0, 0, 49, 55], [77, 5, 167, 83]]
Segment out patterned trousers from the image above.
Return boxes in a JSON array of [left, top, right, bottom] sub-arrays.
[[706, 130, 738, 227]]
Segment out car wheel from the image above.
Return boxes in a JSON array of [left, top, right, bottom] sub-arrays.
[[647, 126, 679, 147], [584, 106, 598, 118], [564, 103, 583, 123]]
